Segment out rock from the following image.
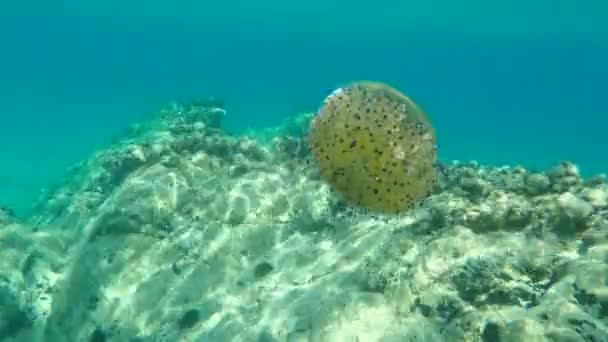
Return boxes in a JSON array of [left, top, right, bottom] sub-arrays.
[[501, 319, 546, 342], [526, 173, 551, 196], [581, 186, 608, 208], [558, 192, 593, 217], [547, 162, 583, 192], [555, 192, 594, 234], [0, 206, 15, 225], [584, 173, 607, 187], [0, 279, 30, 340], [451, 256, 502, 302], [6, 98, 608, 342]]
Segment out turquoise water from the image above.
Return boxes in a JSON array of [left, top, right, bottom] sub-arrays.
[[1, 1, 607, 215]]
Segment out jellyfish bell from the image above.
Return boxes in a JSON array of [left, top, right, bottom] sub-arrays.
[[308, 81, 437, 214]]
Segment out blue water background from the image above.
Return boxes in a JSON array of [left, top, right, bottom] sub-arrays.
[[1, 1, 607, 215]]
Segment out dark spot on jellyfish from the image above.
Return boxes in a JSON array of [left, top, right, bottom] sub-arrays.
[[345, 124, 350, 128], [339, 138, 344, 143], [350, 139, 357, 148], [416, 122, 426, 133], [325, 156, 330, 160], [354, 114, 361, 120], [383, 114, 388, 120], [386, 188, 391, 193]]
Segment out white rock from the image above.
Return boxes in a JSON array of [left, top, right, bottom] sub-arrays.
[[581, 187, 608, 208], [558, 192, 593, 219]]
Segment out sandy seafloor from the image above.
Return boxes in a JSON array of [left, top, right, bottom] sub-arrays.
[[0, 101, 607, 342]]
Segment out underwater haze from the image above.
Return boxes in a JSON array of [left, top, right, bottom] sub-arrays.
[[1, 0, 607, 215], [3, 2, 608, 342]]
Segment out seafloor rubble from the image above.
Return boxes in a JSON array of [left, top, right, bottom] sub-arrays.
[[0, 101, 607, 342]]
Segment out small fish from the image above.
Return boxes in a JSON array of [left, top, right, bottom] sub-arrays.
[[433, 160, 447, 174]]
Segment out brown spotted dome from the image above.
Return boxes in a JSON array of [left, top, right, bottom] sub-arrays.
[[308, 81, 437, 213]]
